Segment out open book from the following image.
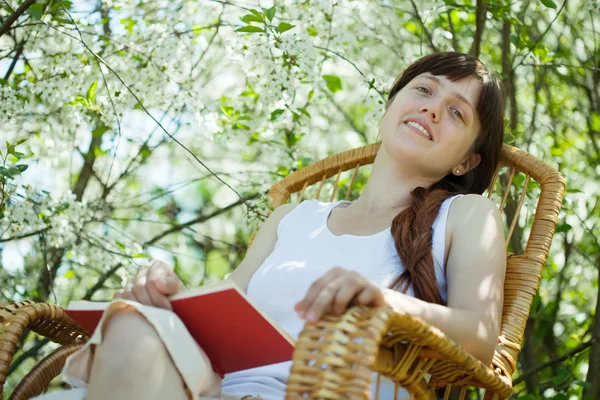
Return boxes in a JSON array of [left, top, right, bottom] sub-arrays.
[[65, 280, 296, 377]]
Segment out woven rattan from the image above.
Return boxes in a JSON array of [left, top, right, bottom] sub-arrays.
[[0, 143, 564, 399]]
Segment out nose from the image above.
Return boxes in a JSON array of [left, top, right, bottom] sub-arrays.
[[419, 101, 441, 122]]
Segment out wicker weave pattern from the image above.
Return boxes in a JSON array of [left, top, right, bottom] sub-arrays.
[[0, 144, 564, 399], [0, 302, 89, 398], [271, 144, 565, 399]]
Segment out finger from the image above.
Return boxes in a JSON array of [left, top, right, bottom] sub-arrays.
[[146, 279, 173, 310], [304, 277, 345, 322], [295, 267, 344, 315], [132, 276, 154, 306], [332, 273, 367, 314], [136, 265, 150, 279], [354, 285, 385, 306], [118, 288, 136, 301], [154, 276, 184, 295]]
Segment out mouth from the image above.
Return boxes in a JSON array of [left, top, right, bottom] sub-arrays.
[[403, 119, 433, 141]]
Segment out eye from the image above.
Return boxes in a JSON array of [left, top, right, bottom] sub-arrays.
[[416, 86, 431, 94], [451, 108, 464, 121]]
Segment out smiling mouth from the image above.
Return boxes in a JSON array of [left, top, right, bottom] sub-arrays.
[[405, 121, 432, 141]]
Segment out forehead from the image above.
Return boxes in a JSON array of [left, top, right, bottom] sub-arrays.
[[414, 73, 483, 105]]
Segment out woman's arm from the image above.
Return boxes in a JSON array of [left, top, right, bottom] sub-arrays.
[[372, 195, 505, 364], [295, 194, 506, 365]]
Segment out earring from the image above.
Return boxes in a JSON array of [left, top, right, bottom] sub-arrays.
[[455, 169, 460, 174]]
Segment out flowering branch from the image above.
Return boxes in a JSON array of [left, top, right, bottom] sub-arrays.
[[0, 0, 36, 38]]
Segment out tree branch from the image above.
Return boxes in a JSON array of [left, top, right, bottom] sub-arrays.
[[514, 339, 595, 385], [82, 263, 123, 300], [145, 193, 259, 246], [7, 337, 50, 376], [446, 11, 459, 52], [0, 0, 36, 38], [408, 0, 438, 52], [468, 0, 487, 57], [584, 254, 600, 398], [3, 39, 24, 80]]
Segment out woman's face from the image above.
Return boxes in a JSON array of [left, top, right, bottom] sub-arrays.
[[379, 73, 482, 179]]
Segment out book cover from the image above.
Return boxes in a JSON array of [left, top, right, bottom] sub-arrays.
[[65, 281, 296, 377]]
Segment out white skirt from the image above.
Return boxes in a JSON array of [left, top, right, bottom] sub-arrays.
[[31, 299, 258, 400]]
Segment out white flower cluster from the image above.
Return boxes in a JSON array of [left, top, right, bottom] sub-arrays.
[[0, 86, 18, 124], [585, 0, 599, 10], [194, 110, 223, 139], [1, 188, 93, 249]]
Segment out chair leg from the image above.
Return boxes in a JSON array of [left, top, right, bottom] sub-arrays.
[[9, 344, 83, 400]]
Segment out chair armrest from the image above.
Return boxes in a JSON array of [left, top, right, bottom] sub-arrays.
[[286, 306, 513, 399], [0, 302, 89, 398]]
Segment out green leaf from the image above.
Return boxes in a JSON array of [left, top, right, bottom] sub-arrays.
[[220, 105, 234, 116], [540, 0, 558, 8], [92, 125, 109, 137], [249, 9, 263, 19], [26, 3, 44, 19], [15, 164, 28, 172], [306, 25, 318, 37], [277, 165, 290, 177], [120, 18, 137, 34], [277, 22, 295, 33], [591, 112, 600, 131], [0, 167, 13, 178], [115, 241, 126, 251], [64, 270, 76, 279], [8, 167, 21, 177], [270, 109, 285, 120], [264, 6, 276, 22], [86, 81, 98, 104], [232, 123, 250, 130], [131, 253, 146, 258], [556, 223, 572, 233], [323, 75, 343, 93], [241, 14, 263, 24], [235, 26, 265, 33], [298, 107, 311, 118], [247, 132, 260, 145]]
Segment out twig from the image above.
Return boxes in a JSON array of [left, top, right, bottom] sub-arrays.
[[39, 20, 257, 215], [0, 0, 36, 38], [7, 337, 50, 375], [513, 339, 595, 385], [446, 11, 458, 51], [408, 0, 438, 53], [83, 263, 123, 300], [0, 228, 47, 243], [145, 193, 259, 246], [512, 0, 567, 70]]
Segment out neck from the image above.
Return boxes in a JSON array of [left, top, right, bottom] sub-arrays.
[[351, 149, 436, 216]]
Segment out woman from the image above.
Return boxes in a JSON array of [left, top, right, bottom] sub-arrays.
[[34, 51, 506, 400]]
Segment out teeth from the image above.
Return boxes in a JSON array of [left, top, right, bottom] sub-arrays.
[[406, 121, 431, 140]]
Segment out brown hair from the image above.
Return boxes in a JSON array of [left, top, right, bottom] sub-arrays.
[[384, 52, 505, 304]]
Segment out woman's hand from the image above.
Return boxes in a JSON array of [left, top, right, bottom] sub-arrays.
[[294, 267, 389, 322], [114, 260, 185, 311]]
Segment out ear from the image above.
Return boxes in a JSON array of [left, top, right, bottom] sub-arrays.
[[453, 153, 481, 176]]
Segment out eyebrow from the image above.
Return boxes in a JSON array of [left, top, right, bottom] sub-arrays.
[[421, 75, 476, 115]]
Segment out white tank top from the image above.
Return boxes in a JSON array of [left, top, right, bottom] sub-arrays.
[[222, 195, 463, 398]]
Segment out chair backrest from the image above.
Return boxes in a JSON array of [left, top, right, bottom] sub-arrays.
[[266, 143, 565, 383]]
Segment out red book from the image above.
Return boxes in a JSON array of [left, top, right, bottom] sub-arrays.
[[65, 280, 296, 377]]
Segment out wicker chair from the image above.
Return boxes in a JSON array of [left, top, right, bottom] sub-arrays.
[[0, 143, 565, 399]]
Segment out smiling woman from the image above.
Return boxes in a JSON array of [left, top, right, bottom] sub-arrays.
[[31, 52, 507, 400]]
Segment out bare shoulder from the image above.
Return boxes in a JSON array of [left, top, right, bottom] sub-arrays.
[[447, 194, 502, 233]]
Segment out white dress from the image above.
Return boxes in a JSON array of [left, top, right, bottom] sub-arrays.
[[32, 196, 462, 400]]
